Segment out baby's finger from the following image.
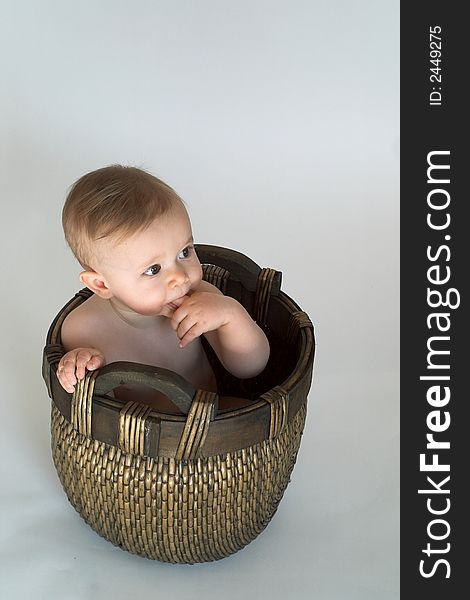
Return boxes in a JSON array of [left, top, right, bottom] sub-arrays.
[[56, 369, 67, 391], [179, 323, 203, 348], [176, 314, 196, 340], [170, 307, 187, 330], [62, 357, 78, 386], [86, 355, 104, 370], [63, 371, 78, 392], [75, 350, 93, 379], [57, 365, 76, 394]]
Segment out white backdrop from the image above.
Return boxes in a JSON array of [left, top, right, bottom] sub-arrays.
[[0, 2, 399, 599]]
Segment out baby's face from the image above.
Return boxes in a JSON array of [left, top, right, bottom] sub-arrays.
[[93, 203, 202, 318]]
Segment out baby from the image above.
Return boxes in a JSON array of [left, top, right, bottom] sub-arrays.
[[57, 165, 270, 404]]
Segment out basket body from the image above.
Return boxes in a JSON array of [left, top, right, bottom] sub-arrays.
[[44, 245, 315, 563], [51, 402, 306, 562]]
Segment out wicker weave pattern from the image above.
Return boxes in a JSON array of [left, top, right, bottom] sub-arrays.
[[42, 344, 64, 397], [254, 268, 277, 327], [175, 390, 218, 460], [260, 386, 289, 439], [119, 402, 153, 455], [287, 310, 313, 347], [71, 370, 98, 437], [51, 400, 307, 563], [201, 264, 230, 294]]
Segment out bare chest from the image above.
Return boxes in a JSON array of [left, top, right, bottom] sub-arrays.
[[105, 318, 193, 369], [65, 296, 215, 392]]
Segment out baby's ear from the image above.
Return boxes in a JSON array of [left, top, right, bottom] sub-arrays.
[[79, 270, 112, 299]]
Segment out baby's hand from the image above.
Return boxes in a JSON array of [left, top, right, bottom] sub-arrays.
[[171, 291, 236, 348], [56, 347, 105, 393]]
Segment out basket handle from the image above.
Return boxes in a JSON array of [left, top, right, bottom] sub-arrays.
[[196, 243, 282, 295], [95, 363, 220, 457], [69, 361, 219, 457], [90, 361, 197, 414]]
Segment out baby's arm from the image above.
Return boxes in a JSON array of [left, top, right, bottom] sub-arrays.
[[172, 281, 270, 379]]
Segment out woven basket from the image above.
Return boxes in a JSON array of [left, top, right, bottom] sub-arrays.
[[42, 245, 315, 563]]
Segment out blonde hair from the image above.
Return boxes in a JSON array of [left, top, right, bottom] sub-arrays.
[[62, 165, 184, 269]]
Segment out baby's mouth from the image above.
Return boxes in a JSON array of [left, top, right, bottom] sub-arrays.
[[166, 296, 186, 311]]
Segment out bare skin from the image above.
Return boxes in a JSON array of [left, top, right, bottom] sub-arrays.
[[57, 203, 270, 399]]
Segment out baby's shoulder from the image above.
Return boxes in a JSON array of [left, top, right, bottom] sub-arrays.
[[61, 294, 109, 352], [196, 279, 223, 295]]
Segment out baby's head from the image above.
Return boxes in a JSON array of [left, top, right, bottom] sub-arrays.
[[62, 165, 202, 317], [63, 165, 182, 270]]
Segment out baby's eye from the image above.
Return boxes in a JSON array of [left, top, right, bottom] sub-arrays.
[[143, 264, 161, 276], [178, 246, 193, 260]]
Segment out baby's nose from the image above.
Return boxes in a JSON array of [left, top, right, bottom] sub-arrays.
[[168, 265, 189, 288]]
